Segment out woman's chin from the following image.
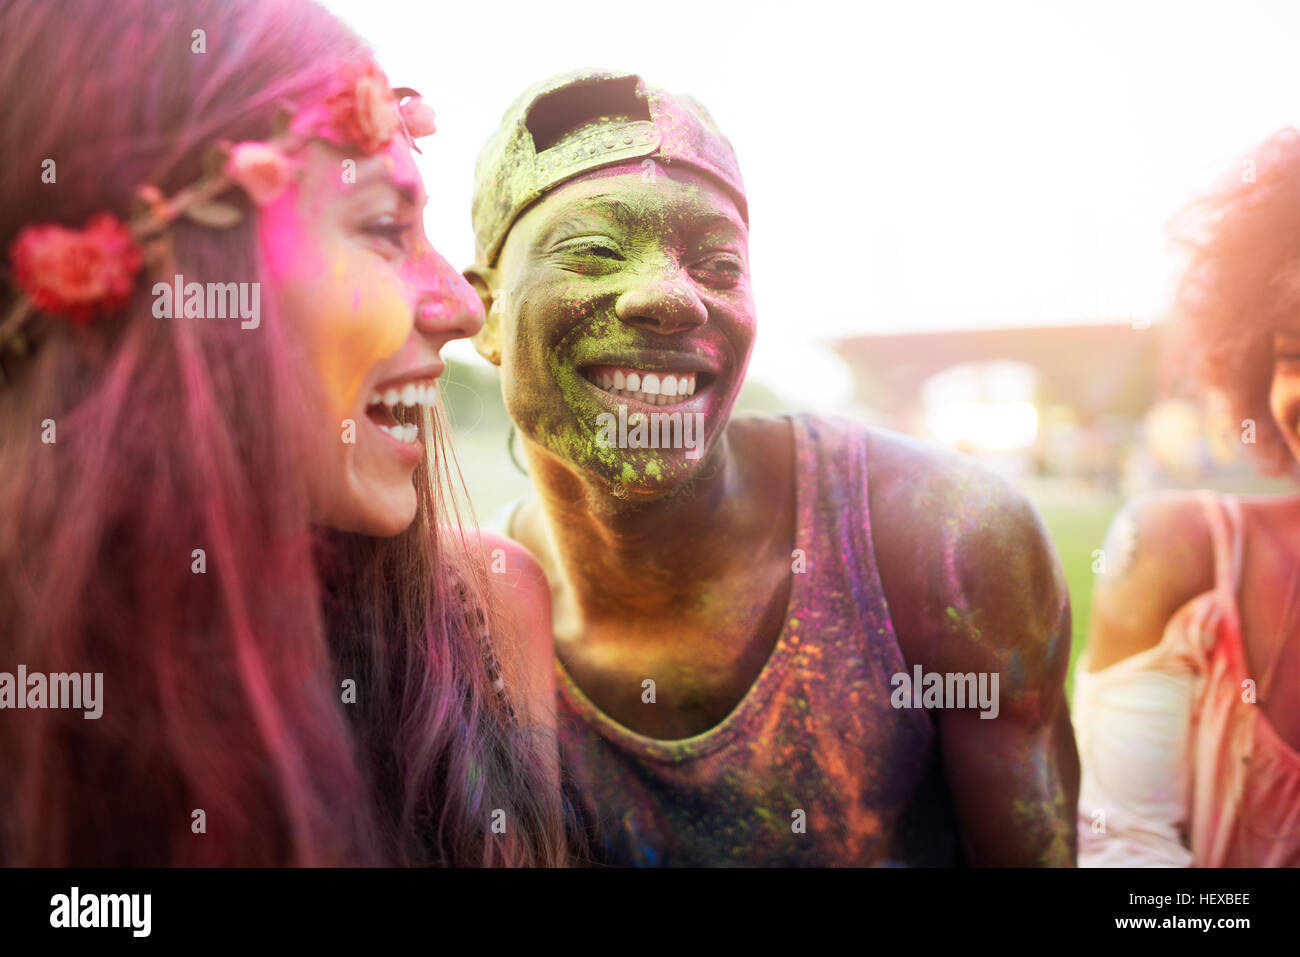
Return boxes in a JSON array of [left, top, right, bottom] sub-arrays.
[[326, 483, 418, 538], [363, 493, 419, 538]]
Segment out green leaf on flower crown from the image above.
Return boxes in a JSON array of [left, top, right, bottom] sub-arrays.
[[203, 140, 233, 180], [271, 102, 295, 139], [392, 86, 418, 102], [183, 201, 244, 229]]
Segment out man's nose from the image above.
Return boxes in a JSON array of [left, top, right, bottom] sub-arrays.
[[411, 248, 485, 340], [614, 266, 708, 336]]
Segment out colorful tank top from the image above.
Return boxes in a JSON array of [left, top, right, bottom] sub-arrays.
[[550, 414, 964, 866]]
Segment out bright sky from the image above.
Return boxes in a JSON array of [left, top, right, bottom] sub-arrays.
[[323, 0, 1300, 409]]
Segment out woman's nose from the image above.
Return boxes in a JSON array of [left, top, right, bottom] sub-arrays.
[[411, 249, 485, 341]]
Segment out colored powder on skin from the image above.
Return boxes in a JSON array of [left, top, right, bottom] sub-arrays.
[[258, 190, 411, 418]]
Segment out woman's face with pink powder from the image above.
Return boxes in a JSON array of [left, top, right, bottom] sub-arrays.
[[257, 134, 483, 536]]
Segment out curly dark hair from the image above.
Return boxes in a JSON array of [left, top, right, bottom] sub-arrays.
[[1169, 128, 1300, 476]]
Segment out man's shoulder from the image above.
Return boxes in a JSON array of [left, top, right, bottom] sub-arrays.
[[863, 426, 1036, 524], [862, 430, 1067, 679], [727, 414, 1038, 531]]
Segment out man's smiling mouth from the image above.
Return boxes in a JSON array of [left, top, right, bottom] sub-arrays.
[[579, 364, 715, 406]]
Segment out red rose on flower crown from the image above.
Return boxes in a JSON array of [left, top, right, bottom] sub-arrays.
[[0, 59, 435, 346], [9, 214, 143, 324]]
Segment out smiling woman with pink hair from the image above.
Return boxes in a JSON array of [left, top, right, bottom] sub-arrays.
[[0, 0, 569, 866], [1076, 129, 1300, 868]]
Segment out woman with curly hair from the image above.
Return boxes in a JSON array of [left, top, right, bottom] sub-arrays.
[[0, 0, 570, 866], [1075, 130, 1300, 867]]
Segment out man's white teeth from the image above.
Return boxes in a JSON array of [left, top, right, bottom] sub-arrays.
[[590, 368, 697, 405], [368, 381, 439, 410], [378, 423, 419, 444]]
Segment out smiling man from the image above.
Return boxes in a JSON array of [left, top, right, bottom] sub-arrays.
[[468, 70, 1079, 866]]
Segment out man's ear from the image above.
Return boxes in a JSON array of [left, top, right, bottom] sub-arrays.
[[464, 265, 501, 366]]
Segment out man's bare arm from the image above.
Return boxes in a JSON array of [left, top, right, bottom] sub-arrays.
[[869, 432, 1079, 865]]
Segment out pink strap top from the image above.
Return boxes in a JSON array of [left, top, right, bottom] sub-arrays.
[[1075, 492, 1300, 867]]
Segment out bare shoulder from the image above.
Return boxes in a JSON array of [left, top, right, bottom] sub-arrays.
[[475, 529, 550, 592], [473, 529, 554, 664], [1085, 490, 1215, 670], [473, 530, 558, 762], [865, 429, 1068, 707]]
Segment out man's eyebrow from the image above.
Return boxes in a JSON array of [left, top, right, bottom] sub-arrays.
[[692, 212, 745, 236], [545, 195, 642, 230], [542, 196, 744, 235]]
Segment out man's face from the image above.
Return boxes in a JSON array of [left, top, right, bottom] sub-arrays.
[[483, 163, 754, 497]]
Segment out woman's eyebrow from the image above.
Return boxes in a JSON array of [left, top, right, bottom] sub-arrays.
[[353, 162, 426, 207]]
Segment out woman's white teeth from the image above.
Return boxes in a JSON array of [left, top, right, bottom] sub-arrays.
[[589, 367, 698, 405], [378, 423, 419, 444], [368, 381, 439, 410]]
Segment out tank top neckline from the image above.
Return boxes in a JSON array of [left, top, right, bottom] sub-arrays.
[[552, 414, 811, 765]]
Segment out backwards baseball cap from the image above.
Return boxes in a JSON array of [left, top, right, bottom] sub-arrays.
[[471, 69, 747, 266]]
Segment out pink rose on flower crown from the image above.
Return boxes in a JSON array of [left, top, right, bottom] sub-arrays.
[[225, 142, 298, 205], [9, 213, 143, 323], [324, 60, 401, 155], [399, 96, 436, 138]]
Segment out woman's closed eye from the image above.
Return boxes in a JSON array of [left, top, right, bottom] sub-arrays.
[[360, 214, 416, 252], [1274, 334, 1300, 363]]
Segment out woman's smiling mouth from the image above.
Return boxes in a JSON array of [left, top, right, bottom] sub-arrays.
[[364, 376, 440, 445]]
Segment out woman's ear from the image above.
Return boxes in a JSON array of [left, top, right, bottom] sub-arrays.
[[464, 265, 501, 366]]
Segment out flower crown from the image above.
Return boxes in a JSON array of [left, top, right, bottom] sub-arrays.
[[0, 60, 436, 369]]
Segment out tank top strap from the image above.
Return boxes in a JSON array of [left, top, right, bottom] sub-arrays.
[[1197, 491, 1294, 702], [1197, 490, 1244, 601]]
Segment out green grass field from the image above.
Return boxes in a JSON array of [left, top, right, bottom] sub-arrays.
[[1028, 496, 1122, 699]]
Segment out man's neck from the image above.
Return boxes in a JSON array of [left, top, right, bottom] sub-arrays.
[[517, 429, 756, 624]]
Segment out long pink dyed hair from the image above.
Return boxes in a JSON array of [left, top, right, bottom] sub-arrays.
[[0, 0, 570, 866]]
